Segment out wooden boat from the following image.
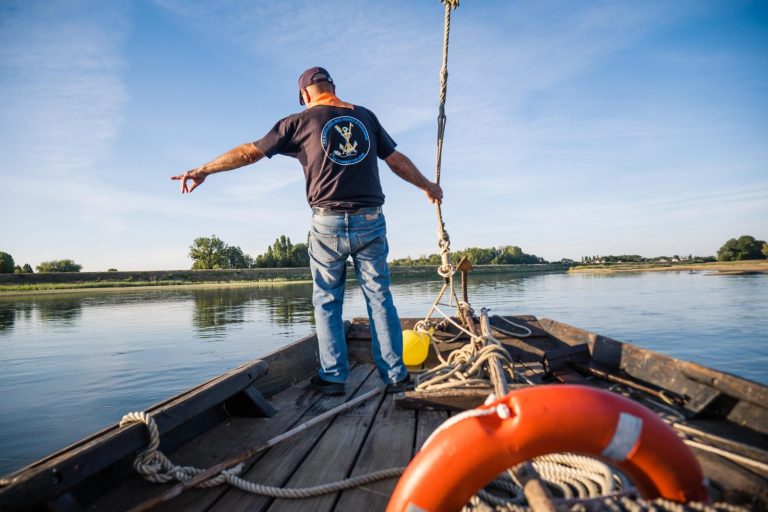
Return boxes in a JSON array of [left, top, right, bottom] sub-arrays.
[[0, 315, 766, 511]]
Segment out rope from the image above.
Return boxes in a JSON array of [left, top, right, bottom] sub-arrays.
[[414, 334, 519, 392], [225, 467, 405, 498], [119, 412, 403, 497], [434, 0, 460, 277], [491, 315, 533, 338], [462, 456, 750, 512]]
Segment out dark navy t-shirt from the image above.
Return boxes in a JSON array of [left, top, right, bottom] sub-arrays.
[[253, 105, 397, 209]]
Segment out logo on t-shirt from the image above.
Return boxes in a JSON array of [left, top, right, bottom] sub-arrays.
[[321, 116, 370, 165]]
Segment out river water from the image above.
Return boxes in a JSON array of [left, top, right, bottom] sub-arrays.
[[1, 271, 766, 476]]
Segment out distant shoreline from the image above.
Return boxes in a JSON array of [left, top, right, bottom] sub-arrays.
[[2, 261, 763, 295], [568, 260, 768, 275], [0, 263, 569, 295]]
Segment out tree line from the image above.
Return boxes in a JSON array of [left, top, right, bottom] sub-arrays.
[[389, 245, 547, 266], [188, 235, 309, 269], [0, 252, 82, 274], [3, 234, 765, 275], [576, 235, 768, 265], [187, 236, 547, 269], [578, 255, 715, 264]]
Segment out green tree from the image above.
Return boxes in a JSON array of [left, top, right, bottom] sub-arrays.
[[763, 243, 768, 258], [36, 259, 83, 272], [189, 235, 255, 269], [22, 263, 33, 273], [0, 252, 14, 273], [717, 235, 767, 261], [224, 245, 254, 269], [252, 236, 309, 268], [290, 242, 310, 267], [189, 235, 228, 269]]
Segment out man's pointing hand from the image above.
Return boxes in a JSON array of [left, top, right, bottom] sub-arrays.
[[170, 169, 206, 194]]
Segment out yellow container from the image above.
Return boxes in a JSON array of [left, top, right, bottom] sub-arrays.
[[402, 329, 431, 366]]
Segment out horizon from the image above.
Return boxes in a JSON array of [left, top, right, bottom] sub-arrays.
[[1, 0, 766, 271]]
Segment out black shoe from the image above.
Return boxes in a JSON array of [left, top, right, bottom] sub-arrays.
[[386, 374, 413, 394], [309, 375, 345, 396]]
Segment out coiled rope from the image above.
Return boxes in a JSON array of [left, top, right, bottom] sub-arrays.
[[414, 333, 518, 391], [119, 412, 404, 498]]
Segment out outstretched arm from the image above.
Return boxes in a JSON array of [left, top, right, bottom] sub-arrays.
[[384, 150, 443, 204], [170, 143, 265, 194]]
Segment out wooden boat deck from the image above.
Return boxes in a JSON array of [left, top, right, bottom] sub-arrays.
[[91, 363, 446, 512]]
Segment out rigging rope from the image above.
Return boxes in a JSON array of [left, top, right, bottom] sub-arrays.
[[434, 0, 460, 277]]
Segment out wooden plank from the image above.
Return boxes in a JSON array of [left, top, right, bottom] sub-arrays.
[[208, 364, 378, 512], [90, 371, 326, 512], [47, 491, 83, 512], [0, 359, 269, 512], [681, 362, 768, 409], [541, 344, 590, 373], [395, 388, 504, 411], [224, 383, 278, 418], [413, 409, 449, 453], [250, 368, 386, 512], [691, 448, 768, 503], [333, 392, 416, 511], [255, 332, 326, 398]]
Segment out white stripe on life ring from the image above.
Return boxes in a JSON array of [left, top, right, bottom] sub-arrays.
[[601, 412, 643, 461]]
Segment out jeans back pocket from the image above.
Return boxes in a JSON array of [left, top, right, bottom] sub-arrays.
[[309, 231, 340, 264]]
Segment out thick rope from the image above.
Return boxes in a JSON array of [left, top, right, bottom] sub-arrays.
[[414, 335, 518, 392], [462, 455, 749, 512], [119, 412, 403, 497], [434, 0, 460, 277]]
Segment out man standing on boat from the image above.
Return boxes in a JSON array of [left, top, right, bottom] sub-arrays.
[[172, 67, 442, 395]]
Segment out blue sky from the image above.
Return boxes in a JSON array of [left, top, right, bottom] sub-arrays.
[[1, 0, 766, 271]]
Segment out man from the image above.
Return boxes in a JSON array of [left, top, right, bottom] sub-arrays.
[[172, 66, 442, 395]]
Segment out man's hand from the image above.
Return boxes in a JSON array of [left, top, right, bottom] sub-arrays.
[[424, 182, 443, 204], [385, 151, 445, 204], [170, 168, 207, 194]]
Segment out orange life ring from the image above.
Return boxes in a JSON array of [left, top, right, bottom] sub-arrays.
[[387, 385, 707, 512]]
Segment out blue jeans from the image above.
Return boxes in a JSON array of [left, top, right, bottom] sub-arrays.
[[308, 208, 407, 385]]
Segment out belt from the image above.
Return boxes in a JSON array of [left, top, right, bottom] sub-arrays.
[[312, 206, 382, 216]]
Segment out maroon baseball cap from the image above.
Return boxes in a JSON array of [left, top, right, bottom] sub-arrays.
[[298, 66, 333, 105]]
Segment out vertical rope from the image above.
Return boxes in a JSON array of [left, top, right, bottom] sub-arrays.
[[435, 0, 459, 277]]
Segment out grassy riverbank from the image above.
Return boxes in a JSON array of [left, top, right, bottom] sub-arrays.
[[569, 259, 768, 275], [0, 263, 569, 294]]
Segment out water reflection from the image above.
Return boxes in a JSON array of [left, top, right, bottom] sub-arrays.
[[0, 297, 82, 334], [191, 284, 315, 338], [192, 288, 250, 338], [35, 298, 83, 327], [261, 284, 315, 325], [0, 305, 15, 333]]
